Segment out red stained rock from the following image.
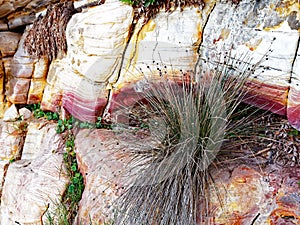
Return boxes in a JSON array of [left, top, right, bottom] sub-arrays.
[[74, 129, 130, 224], [108, 84, 141, 122], [62, 91, 108, 123], [287, 87, 300, 130], [6, 78, 30, 104], [244, 80, 288, 116]]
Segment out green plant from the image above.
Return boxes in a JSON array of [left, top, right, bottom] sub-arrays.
[[77, 117, 111, 130], [45, 131, 84, 224], [26, 103, 60, 121], [288, 128, 299, 137], [44, 201, 69, 225], [62, 132, 84, 221], [56, 117, 74, 134]]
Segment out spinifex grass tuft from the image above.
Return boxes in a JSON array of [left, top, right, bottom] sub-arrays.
[[113, 52, 263, 224]]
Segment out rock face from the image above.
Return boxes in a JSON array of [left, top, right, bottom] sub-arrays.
[[0, 0, 299, 127], [0, 122, 69, 225], [74, 129, 126, 224], [2, 28, 48, 106], [0, 32, 21, 57], [208, 164, 300, 224], [288, 43, 300, 130], [41, 0, 134, 122], [0, 0, 299, 224], [200, 0, 300, 125], [74, 129, 300, 225]]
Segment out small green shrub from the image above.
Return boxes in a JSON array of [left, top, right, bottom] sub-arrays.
[[26, 103, 60, 121]]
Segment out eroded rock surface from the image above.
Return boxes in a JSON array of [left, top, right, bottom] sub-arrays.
[[0, 122, 69, 225], [74, 129, 153, 224], [0, 0, 299, 127], [74, 128, 300, 225], [41, 0, 133, 122], [0, 0, 299, 224], [200, 0, 300, 128]]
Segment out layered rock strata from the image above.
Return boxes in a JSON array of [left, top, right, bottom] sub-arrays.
[[0, 0, 298, 224], [0, 120, 69, 224], [5, 29, 48, 105], [0, 0, 299, 128], [41, 0, 134, 122]]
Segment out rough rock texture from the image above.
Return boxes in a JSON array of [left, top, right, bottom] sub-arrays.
[[74, 129, 127, 224], [0, 122, 69, 225], [41, 0, 134, 122], [0, 120, 25, 161], [288, 40, 300, 130], [74, 129, 300, 225], [115, 5, 211, 87], [0, 0, 299, 127], [200, 0, 299, 128], [5, 28, 48, 105], [0, 0, 60, 28], [0, 0, 298, 224], [0, 32, 21, 57], [208, 164, 300, 224], [0, 57, 6, 117]]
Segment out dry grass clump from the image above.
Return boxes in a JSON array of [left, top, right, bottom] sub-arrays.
[[112, 51, 264, 224]]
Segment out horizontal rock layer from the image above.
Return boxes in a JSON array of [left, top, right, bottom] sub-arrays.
[[0, 0, 299, 128], [199, 0, 299, 128], [4, 28, 48, 105], [39, 0, 133, 122]]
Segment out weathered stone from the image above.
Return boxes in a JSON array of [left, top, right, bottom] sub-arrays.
[[0, 20, 8, 30], [5, 27, 48, 105], [2, 57, 12, 78], [6, 77, 31, 104], [32, 57, 49, 79], [0, 58, 4, 96], [27, 79, 46, 104], [19, 107, 32, 120], [66, 0, 133, 83], [0, 123, 69, 225], [0, 0, 58, 20], [40, 1, 133, 121], [0, 121, 26, 161], [3, 104, 19, 122], [115, 4, 212, 89], [7, 11, 36, 29], [74, 128, 300, 224], [199, 0, 299, 127], [27, 57, 49, 104], [0, 161, 9, 196], [21, 121, 44, 160], [9, 28, 37, 78], [0, 1, 15, 19], [287, 40, 300, 130], [40, 84, 62, 112], [41, 59, 109, 121], [0, 32, 21, 57], [74, 129, 151, 224], [0, 100, 10, 119]]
